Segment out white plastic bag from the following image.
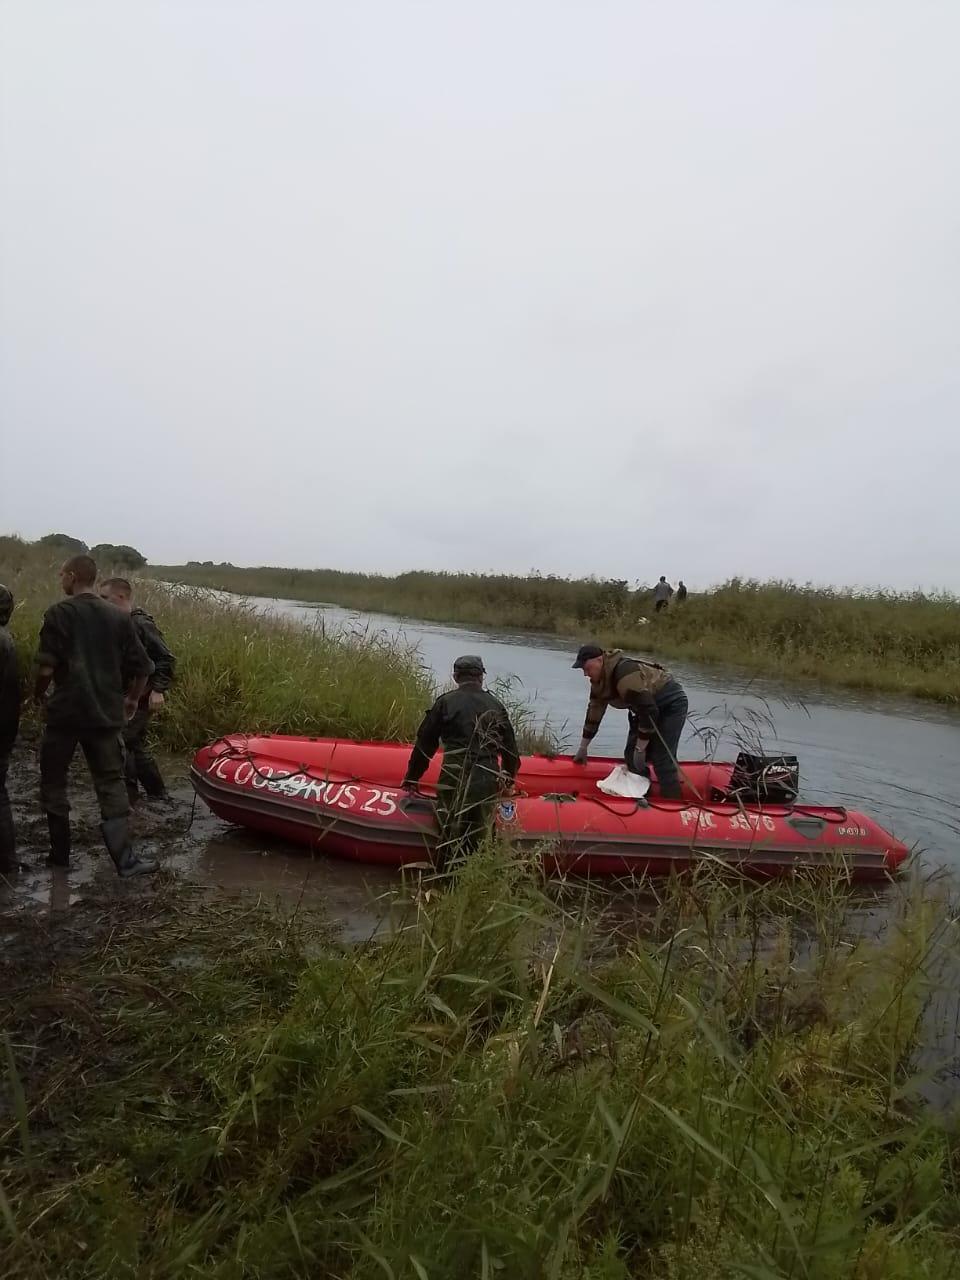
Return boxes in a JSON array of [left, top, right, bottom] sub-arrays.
[[596, 764, 650, 799]]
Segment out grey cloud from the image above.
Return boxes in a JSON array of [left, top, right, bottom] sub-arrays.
[[1, 1, 957, 589]]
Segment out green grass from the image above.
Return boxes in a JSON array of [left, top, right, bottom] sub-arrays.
[[1, 537, 558, 755], [0, 536, 435, 750], [2, 857, 958, 1278], [147, 563, 960, 705]]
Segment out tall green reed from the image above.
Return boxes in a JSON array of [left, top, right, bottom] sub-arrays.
[[4, 858, 956, 1278], [147, 561, 960, 704]]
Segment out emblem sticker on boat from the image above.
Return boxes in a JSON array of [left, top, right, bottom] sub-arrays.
[[498, 800, 518, 824]]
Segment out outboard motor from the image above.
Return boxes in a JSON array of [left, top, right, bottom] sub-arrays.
[[715, 752, 800, 805]]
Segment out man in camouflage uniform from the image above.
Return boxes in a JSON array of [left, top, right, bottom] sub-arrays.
[[35, 555, 159, 877], [571, 644, 688, 799], [0, 585, 20, 873], [99, 578, 176, 804], [402, 655, 520, 870]]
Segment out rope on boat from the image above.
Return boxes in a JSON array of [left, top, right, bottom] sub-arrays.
[[209, 738, 848, 824]]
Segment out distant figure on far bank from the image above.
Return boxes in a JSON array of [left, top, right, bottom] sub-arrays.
[[99, 578, 177, 805], [676, 580, 688, 604], [35, 554, 159, 877], [0, 585, 20, 873], [402, 655, 519, 872], [653, 576, 673, 612]]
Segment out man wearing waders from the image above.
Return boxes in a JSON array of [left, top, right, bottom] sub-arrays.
[[99, 578, 176, 804], [0, 585, 21, 873], [402, 655, 520, 871], [571, 644, 688, 799], [35, 555, 159, 877]]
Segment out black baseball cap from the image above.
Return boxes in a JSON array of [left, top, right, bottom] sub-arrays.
[[453, 654, 485, 674], [572, 644, 604, 669]]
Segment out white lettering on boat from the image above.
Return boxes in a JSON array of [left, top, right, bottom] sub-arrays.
[[728, 811, 777, 833], [679, 808, 717, 830], [207, 756, 400, 818]]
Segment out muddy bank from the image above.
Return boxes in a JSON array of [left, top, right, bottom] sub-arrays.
[[0, 737, 403, 942]]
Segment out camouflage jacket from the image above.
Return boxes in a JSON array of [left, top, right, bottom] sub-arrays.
[[581, 650, 674, 742]]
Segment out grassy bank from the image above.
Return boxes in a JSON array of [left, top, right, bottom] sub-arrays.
[[149, 564, 960, 705], [3, 856, 959, 1277], [1, 537, 556, 753], [0, 537, 433, 750]]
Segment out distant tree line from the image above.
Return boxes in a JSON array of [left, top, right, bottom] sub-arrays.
[[35, 533, 146, 570]]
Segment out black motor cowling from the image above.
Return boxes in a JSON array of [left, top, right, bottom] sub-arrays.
[[715, 752, 800, 805]]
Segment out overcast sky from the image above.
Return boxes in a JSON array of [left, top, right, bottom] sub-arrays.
[[1, 2, 957, 590]]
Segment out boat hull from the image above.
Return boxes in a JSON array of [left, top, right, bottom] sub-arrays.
[[190, 734, 909, 881]]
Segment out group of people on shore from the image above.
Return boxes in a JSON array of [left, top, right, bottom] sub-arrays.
[[0, 554, 176, 877]]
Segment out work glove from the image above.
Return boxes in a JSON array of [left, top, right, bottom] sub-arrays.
[[626, 744, 649, 777], [572, 742, 589, 766]]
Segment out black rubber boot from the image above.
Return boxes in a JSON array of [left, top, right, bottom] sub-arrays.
[[46, 814, 71, 868], [139, 760, 171, 803], [100, 816, 159, 879], [0, 810, 18, 873]]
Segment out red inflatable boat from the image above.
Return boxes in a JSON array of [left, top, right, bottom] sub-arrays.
[[190, 734, 909, 880]]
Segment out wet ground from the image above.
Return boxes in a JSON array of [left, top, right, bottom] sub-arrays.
[[0, 727, 933, 952], [4, 731, 959, 1112], [0, 738, 403, 947]]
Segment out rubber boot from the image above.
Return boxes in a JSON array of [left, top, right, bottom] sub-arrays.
[[0, 808, 18, 873], [46, 814, 71, 868], [100, 816, 159, 879], [139, 759, 171, 804]]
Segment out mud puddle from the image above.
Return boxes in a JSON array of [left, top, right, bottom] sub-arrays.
[[0, 741, 403, 945]]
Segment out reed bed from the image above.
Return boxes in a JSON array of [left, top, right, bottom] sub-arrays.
[[148, 564, 960, 705], [2, 857, 958, 1278], [2, 537, 560, 753]]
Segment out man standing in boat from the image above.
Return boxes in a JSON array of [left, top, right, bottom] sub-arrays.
[[571, 645, 688, 800], [402, 655, 520, 870]]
